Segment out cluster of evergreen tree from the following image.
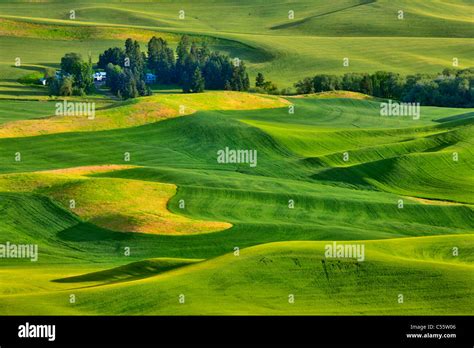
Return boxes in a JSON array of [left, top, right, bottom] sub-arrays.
[[48, 53, 94, 96], [102, 38, 151, 99], [171, 35, 249, 93], [294, 68, 474, 107], [49, 36, 250, 99], [147, 36, 175, 84], [99, 35, 249, 96]]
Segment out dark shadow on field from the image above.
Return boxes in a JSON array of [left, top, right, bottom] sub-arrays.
[[149, 83, 182, 94], [434, 112, 474, 123], [9, 63, 59, 71], [310, 158, 396, 188], [270, 0, 376, 30], [1, 78, 23, 83], [36, 62, 60, 69], [0, 84, 44, 90], [0, 89, 46, 96], [0, 80, 47, 96], [58, 222, 133, 242], [52, 258, 198, 285], [10, 65, 44, 73]]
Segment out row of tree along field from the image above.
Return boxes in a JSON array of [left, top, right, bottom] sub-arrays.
[[45, 34, 473, 107], [294, 68, 474, 107], [47, 35, 252, 98]]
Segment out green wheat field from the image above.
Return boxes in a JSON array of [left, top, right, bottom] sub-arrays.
[[0, 0, 473, 315]]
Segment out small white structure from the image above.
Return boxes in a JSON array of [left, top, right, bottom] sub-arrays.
[[146, 73, 157, 84], [39, 78, 47, 86], [93, 71, 107, 82]]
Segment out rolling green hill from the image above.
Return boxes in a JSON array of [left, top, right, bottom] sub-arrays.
[[0, 0, 472, 316], [1, 235, 472, 315], [0, 92, 473, 315]]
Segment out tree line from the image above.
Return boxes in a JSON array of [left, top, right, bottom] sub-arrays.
[[294, 68, 474, 107], [47, 35, 251, 99]]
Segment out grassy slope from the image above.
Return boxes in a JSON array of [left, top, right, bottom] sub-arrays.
[[0, 169, 232, 235], [1, 235, 472, 315], [0, 0, 473, 315], [0, 95, 472, 255], [0, 100, 56, 123], [0, 91, 288, 137], [1, 93, 471, 204], [0, 94, 472, 315]]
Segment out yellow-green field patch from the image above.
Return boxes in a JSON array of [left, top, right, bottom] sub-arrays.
[[0, 91, 289, 138], [0, 167, 232, 235]]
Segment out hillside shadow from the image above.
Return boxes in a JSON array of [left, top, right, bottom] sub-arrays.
[[57, 222, 132, 242], [52, 258, 198, 285]]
